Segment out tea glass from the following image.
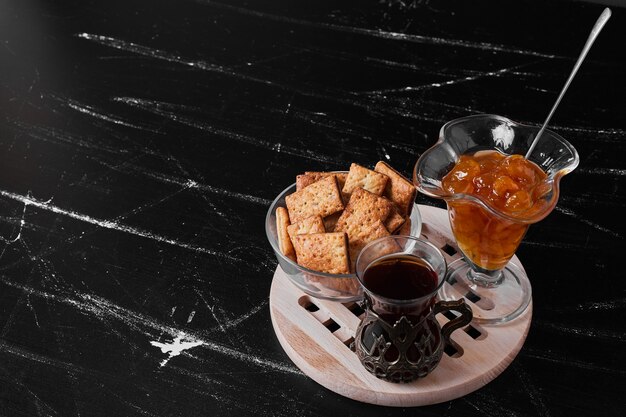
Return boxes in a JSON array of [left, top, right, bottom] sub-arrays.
[[413, 114, 579, 324], [354, 236, 472, 383]]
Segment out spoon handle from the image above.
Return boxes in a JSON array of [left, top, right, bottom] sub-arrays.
[[525, 8, 612, 159]]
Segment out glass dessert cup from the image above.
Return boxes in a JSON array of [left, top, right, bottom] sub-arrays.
[[413, 114, 579, 324]]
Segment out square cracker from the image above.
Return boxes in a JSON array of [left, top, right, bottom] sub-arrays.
[[292, 232, 350, 274], [286, 175, 344, 223], [395, 217, 412, 236], [322, 172, 347, 191], [342, 163, 389, 197], [275, 207, 296, 261], [296, 172, 347, 191], [344, 219, 391, 271], [334, 188, 394, 270], [385, 207, 406, 233], [334, 188, 393, 233], [287, 215, 325, 242], [375, 161, 417, 216]]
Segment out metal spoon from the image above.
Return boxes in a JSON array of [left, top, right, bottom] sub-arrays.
[[525, 7, 612, 159]]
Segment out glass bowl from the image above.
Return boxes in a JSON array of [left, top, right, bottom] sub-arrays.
[[266, 173, 423, 302]]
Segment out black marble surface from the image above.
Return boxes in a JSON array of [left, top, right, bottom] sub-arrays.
[[1, 0, 625, 416]]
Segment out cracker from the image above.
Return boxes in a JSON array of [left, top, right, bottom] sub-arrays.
[[287, 215, 325, 242], [334, 188, 393, 233], [307, 172, 347, 191], [334, 188, 394, 270], [375, 161, 417, 216], [344, 219, 391, 271], [296, 172, 347, 191], [285, 175, 344, 223], [336, 173, 348, 191], [396, 217, 412, 236], [385, 207, 406, 233], [276, 207, 296, 261], [296, 173, 326, 191], [292, 232, 350, 274], [362, 236, 403, 261], [342, 163, 389, 197], [295, 174, 316, 191]]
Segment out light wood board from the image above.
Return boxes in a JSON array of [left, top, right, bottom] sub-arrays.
[[269, 204, 532, 407]]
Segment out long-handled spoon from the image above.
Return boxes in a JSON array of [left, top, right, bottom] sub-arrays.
[[525, 7, 612, 159]]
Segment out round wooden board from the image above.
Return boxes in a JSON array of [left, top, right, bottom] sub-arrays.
[[269, 204, 532, 407]]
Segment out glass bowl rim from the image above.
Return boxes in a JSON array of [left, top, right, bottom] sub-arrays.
[[439, 114, 579, 168]]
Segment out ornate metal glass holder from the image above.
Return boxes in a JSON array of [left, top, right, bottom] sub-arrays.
[[355, 299, 471, 383], [353, 236, 472, 383]]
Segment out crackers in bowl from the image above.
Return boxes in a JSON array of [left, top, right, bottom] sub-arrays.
[[275, 161, 417, 274]]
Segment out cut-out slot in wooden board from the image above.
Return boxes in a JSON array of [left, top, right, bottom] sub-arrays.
[[269, 204, 532, 407]]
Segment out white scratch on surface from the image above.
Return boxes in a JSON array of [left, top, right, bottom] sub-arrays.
[[576, 299, 626, 311], [0, 197, 28, 244], [546, 297, 626, 313], [362, 65, 519, 95], [186, 310, 196, 323], [577, 167, 626, 176], [150, 333, 204, 367], [526, 86, 551, 93], [211, 300, 268, 333], [513, 363, 553, 417], [194, 289, 230, 335], [67, 99, 160, 133], [535, 321, 625, 342], [184, 179, 199, 189], [555, 206, 622, 239], [0, 189, 243, 263], [25, 295, 40, 328], [229, 301, 267, 327], [548, 124, 626, 136], [380, 144, 391, 161]]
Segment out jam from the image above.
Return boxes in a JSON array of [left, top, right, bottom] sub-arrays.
[[442, 151, 549, 270]]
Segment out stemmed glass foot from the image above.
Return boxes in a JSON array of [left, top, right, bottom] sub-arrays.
[[439, 259, 532, 325]]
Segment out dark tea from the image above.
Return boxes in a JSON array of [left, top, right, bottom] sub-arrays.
[[363, 255, 439, 301]]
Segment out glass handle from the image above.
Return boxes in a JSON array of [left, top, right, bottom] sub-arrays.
[[434, 299, 473, 343]]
